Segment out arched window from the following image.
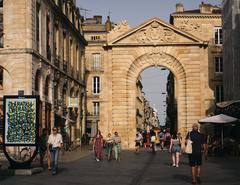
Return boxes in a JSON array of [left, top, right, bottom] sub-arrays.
[[44, 76, 50, 96], [0, 66, 3, 89], [35, 70, 41, 92]]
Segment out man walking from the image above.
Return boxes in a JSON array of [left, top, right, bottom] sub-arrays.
[[186, 123, 205, 184], [48, 127, 63, 175], [113, 132, 121, 161]]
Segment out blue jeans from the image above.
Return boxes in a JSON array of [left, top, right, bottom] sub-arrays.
[[51, 147, 60, 174], [106, 143, 113, 160], [114, 144, 121, 160]]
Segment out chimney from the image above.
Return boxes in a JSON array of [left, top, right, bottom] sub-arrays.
[[105, 16, 112, 32], [200, 2, 213, 14], [93, 15, 102, 24], [176, 4, 184, 13]]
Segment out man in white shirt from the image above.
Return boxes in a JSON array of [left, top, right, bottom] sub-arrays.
[[48, 127, 63, 175]]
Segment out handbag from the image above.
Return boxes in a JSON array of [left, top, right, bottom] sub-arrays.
[[185, 132, 193, 154], [48, 144, 53, 151]]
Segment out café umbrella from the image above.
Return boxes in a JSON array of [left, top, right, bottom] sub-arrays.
[[198, 114, 238, 148]]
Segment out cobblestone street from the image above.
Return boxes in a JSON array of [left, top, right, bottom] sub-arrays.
[[0, 149, 240, 185]]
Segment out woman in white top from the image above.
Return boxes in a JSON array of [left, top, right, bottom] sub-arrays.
[[48, 127, 63, 175]]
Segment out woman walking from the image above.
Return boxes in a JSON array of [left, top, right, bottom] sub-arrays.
[[135, 133, 142, 153], [93, 130, 104, 162], [169, 132, 181, 167], [105, 133, 114, 161]]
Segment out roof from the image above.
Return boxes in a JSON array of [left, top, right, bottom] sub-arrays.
[[172, 9, 222, 14]]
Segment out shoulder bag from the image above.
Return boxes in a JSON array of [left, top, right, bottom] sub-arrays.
[[185, 132, 193, 154]]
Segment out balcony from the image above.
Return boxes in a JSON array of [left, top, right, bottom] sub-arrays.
[[47, 46, 51, 61], [86, 112, 99, 121], [91, 66, 104, 72]]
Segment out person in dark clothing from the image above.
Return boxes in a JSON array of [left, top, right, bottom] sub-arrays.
[[186, 123, 205, 184]]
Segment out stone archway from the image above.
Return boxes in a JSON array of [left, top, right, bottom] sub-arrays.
[[100, 17, 213, 148], [126, 52, 186, 148]]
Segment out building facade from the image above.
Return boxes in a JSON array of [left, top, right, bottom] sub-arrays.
[[0, 0, 87, 145], [82, 16, 112, 136], [223, 0, 240, 101], [136, 78, 144, 130]]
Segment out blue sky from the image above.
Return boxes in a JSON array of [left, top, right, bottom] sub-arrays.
[[77, 0, 222, 126], [78, 0, 222, 26]]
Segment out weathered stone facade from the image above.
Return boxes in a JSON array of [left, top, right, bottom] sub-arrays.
[[223, 0, 240, 101], [84, 3, 222, 148], [0, 0, 87, 145]]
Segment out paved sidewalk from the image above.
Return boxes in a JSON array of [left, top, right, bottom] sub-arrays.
[[0, 149, 240, 185]]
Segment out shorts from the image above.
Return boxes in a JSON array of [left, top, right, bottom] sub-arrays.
[[171, 145, 181, 153], [135, 142, 141, 147], [188, 153, 202, 166]]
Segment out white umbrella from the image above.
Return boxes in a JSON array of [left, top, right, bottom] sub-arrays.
[[199, 114, 238, 148]]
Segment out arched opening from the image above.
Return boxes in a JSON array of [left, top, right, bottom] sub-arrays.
[[0, 66, 3, 89], [35, 70, 41, 94], [137, 66, 178, 134], [44, 75, 50, 97], [124, 52, 186, 148]]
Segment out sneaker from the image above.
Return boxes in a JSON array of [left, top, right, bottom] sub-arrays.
[[172, 164, 176, 167], [96, 158, 100, 162], [176, 164, 179, 167]]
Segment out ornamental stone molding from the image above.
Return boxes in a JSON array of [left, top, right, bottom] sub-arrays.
[[108, 20, 130, 41], [177, 20, 202, 33], [135, 21, 178, 43]]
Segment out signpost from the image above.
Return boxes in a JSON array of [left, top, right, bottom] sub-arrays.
[[2, 95, 40, 169]]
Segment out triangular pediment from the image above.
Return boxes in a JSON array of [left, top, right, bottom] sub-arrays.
[[108, 17, 205, 46]]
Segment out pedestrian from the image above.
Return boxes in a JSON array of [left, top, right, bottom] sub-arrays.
[[105, 133, 114, 161], [177, 132, 183, 154], [164, 128, 171, 149], [93, 130, 104, 162], [186, 123, 205, 184], [47, 127, 63, 175], [113, 131, 121, 161], [39, 128, 48, 167], [159, 129, 165, 150], [169, 132, 181, 167], [135, 133, 142, 153], [150, 131, 156, 154]]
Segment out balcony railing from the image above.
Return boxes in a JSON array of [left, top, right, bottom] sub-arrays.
[[86, 112, 99, 121], [91, 66, 104, 72]]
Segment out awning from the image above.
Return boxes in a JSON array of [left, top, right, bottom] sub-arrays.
[[199, 114, 238, 124]]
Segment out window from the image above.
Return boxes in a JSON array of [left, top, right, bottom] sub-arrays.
[[91, 36, 100, 41], [0, 67, 3, 89], [44, 76, 50, 96], [92, 76, 100, 94], [46, 15, 51, 60], [215, 57, 223, 73], [92, 53, 101, 69], [214, 27, 222, 45], [36, 3, 40, 51], [0, 0, 3, 48], [93, 102, 100, 115], [54, 23, 59, 57], [76, 45, 79, 71], [70, 39, 73, 68], [215, 85, 224, 103], [35, 70, 40, 92], [63, 32, 67, 61]]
